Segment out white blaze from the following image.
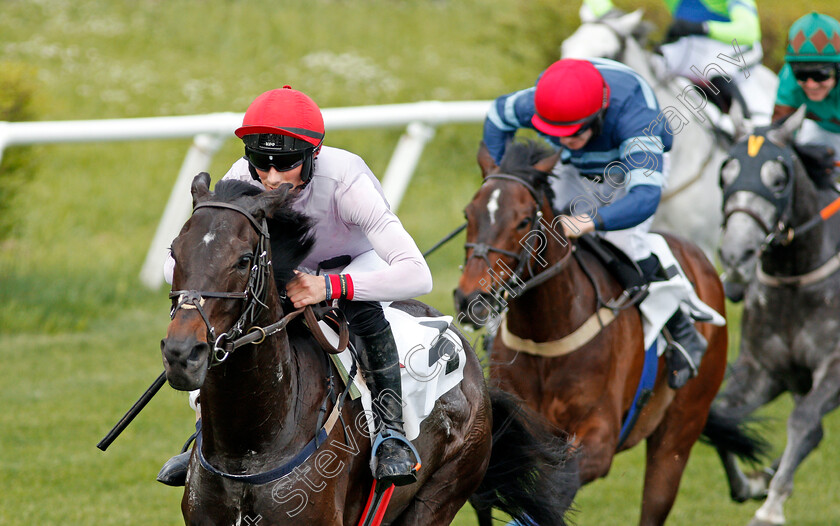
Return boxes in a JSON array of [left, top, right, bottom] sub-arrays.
[[487, 188, 501, 225]]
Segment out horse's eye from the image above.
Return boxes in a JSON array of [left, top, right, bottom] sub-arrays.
[[720, 158, 740, 188], [236, 255, 252, 271], [517, 217, 532, 230], [760, 161, 787, 195]]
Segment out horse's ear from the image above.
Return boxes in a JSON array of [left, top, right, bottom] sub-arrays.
[[191, 172, 212, 207], [729, 100, 753, 142], [768, 104, 807, 146], [608, 9, 644, 36], [533, 150, 561, 174], [477, 141, 498, 179], [250, 183, 295, 220]]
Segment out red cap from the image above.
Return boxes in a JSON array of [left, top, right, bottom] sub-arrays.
[[531, 60, 610, 137], [235, 86, 325, 147]]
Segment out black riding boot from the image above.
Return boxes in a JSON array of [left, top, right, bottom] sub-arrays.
[[359, 325, 419, 487], [665, 309, 707, 389], [156, 430, 197, 486]]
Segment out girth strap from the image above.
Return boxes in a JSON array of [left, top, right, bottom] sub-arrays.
[[500, 307, 617, 357]]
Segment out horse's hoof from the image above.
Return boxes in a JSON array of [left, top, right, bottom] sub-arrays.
[[743, 468, 774, 501], [747, 519, 784, 526]]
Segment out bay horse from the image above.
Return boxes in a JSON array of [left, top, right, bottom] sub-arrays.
[[160, 173, 578, 525], [454, 141, 765, 526], [715, 106, 840, 526]]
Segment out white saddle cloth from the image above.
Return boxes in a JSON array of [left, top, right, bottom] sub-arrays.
[[640, 233, 726, 354], [319, 306, 467, 441]]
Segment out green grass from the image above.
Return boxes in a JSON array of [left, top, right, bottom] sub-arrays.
[[2, 0, 839, 524]]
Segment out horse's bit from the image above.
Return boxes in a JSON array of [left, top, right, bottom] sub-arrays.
[[169, 201, 272, 366]]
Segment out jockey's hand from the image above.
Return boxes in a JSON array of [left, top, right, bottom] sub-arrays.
[[560, 214, 596, 239], [286, 270, 327, 308], [664, 19, 708, 43]]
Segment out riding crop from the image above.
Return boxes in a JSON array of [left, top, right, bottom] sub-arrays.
[[422, 222, 466, 258], [97, 371, 167, 451]]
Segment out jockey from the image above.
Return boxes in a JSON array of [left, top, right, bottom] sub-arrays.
[[483, 57, 705, 389], [583, 0, 773, 125], [773, 12, 840, 165], [158, 87, 432, 488]]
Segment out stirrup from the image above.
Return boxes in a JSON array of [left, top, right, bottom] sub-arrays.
[[370, 429, 422, 487]]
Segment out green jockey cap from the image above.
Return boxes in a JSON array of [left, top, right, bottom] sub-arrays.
[[786, 12, 840, 63]]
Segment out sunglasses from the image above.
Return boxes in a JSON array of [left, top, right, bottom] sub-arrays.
[[566, 108, 606, 138], [245, 148, 305, 172], [792, 65, 836, 83]]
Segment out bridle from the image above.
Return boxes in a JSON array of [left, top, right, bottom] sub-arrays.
[[464, 174, 574, 310], [169, 201, 272, 366]]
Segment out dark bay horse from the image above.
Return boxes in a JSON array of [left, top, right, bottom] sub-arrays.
[[715, 106, 840, 526], [454, 141, 764, 526], [161, 173, 578, 525]]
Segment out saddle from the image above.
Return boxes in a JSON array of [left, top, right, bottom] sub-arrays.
[[576, 234, 668, 298], [314, 306, 468, 441]]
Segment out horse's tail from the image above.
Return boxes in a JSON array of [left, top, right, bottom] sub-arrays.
[[469, 388, 579, 526], [700, 405, 770, 464]]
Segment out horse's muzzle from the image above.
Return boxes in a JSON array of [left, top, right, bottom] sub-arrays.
[[160, 337, 210, 391], [453, 289, 500, 330]]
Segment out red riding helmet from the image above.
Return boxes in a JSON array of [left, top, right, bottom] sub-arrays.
[[532, 59, 610, 137], [236, 86, 325, 183]]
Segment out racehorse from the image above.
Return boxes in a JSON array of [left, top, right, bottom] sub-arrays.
[[454, 141, 766, 526], [160, 174, 578, 525], [715, 106, 840, 526], [560, 8, 778, 259]]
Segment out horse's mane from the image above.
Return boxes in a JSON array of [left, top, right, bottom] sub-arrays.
[[212, 179, 315, 287], [498, 140, 557, 204]]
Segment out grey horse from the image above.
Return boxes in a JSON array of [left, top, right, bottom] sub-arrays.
[[716, 105, 840, 525]]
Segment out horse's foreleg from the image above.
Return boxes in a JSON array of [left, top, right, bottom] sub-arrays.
[[750, 356, 840, 526], [637, 399, 709, 526]]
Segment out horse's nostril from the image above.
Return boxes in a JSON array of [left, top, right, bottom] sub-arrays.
[[189, 342, 210, 363]]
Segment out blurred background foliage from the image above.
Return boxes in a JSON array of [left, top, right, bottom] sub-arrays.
[[1, 1, 838, 524]]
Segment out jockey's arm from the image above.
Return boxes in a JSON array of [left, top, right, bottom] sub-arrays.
[[706, 0, 760, 45], [593, 126, 666, 231], [593, 185, 661, 230], [483, 88, 538, 164], [335, 173, 433, 302]]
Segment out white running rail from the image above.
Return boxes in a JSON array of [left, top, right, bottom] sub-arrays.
[[0, 100, 492, 288]]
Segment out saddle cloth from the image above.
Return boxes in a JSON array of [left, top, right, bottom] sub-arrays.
[[317, 307, 467, 441], [641, 233, 726, 353]]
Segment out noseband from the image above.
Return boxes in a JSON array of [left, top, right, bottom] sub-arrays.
[[169, 201, 272, 366]]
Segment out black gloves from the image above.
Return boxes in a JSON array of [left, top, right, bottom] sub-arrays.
[[664, 19, 708, 43], [793, 143, 838, 189]]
